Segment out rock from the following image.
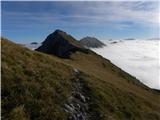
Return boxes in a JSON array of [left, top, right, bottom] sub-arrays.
[[124, 38, 135, 40], [73, 92, 86, 103], [74, 68, 79, 74], [30, 42, 38, 45], [64, 104, 75, 112], [64, 70, 90, 120], [110, 41, 118, 44]]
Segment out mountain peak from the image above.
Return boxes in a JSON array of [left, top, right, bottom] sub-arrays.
[[79, 36, 106, 48], [36, 30, 86, 58], [53, 29, 67, 36]]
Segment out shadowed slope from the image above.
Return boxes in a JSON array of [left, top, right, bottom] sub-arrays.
[[36, 30, 87, 58]]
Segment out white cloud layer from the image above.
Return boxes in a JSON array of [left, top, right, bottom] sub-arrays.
[[92, 39, 160, 89]]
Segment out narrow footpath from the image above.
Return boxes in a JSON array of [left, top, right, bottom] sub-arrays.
[[64, 69, 93, 120]]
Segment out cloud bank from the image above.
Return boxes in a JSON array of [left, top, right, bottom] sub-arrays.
[[92, 39, 160, 89]]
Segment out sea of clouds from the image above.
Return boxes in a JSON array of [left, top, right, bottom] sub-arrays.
[[26, 39, 160, 89], [92, 39, 160, 90]]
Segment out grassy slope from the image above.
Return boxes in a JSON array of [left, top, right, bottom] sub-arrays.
[[63, 52, 160, 120], [2, 38, 160, 120], [2, 39, 75, 120]]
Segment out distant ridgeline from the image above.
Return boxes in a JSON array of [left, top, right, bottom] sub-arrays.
[[79, 36, 106, 48]]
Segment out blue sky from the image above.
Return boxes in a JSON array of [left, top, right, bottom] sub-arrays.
[[1, 1, 159, 43]]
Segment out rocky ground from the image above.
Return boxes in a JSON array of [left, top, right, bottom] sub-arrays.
[[64, 69, 93, 120]]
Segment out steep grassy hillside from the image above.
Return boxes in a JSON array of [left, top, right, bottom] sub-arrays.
[[2, 38, 160, 120], [2, 38, 75, 120], [63, 52, 160, 120]]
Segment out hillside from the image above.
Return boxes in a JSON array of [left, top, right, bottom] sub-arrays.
[[2, 37, 160, 120], [79, 36, 106, 48]]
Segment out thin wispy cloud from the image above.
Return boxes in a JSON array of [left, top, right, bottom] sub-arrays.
[[1, 1, 159, 43], [2, 2, 159, 26]]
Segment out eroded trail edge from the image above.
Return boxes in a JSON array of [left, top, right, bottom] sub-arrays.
[[64, 69, 98, 120]]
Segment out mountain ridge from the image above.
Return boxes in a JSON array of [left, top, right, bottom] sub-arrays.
[[36, 30, 88, 58], [2, 35, 160, 120], [79, 36, 106, 48]]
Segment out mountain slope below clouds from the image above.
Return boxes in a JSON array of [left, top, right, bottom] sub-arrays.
[[2, 37, 160, 120]]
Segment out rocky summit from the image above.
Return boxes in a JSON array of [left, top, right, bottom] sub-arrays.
[[79, 36, 106, 48], [36, 30, 86, 58]]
